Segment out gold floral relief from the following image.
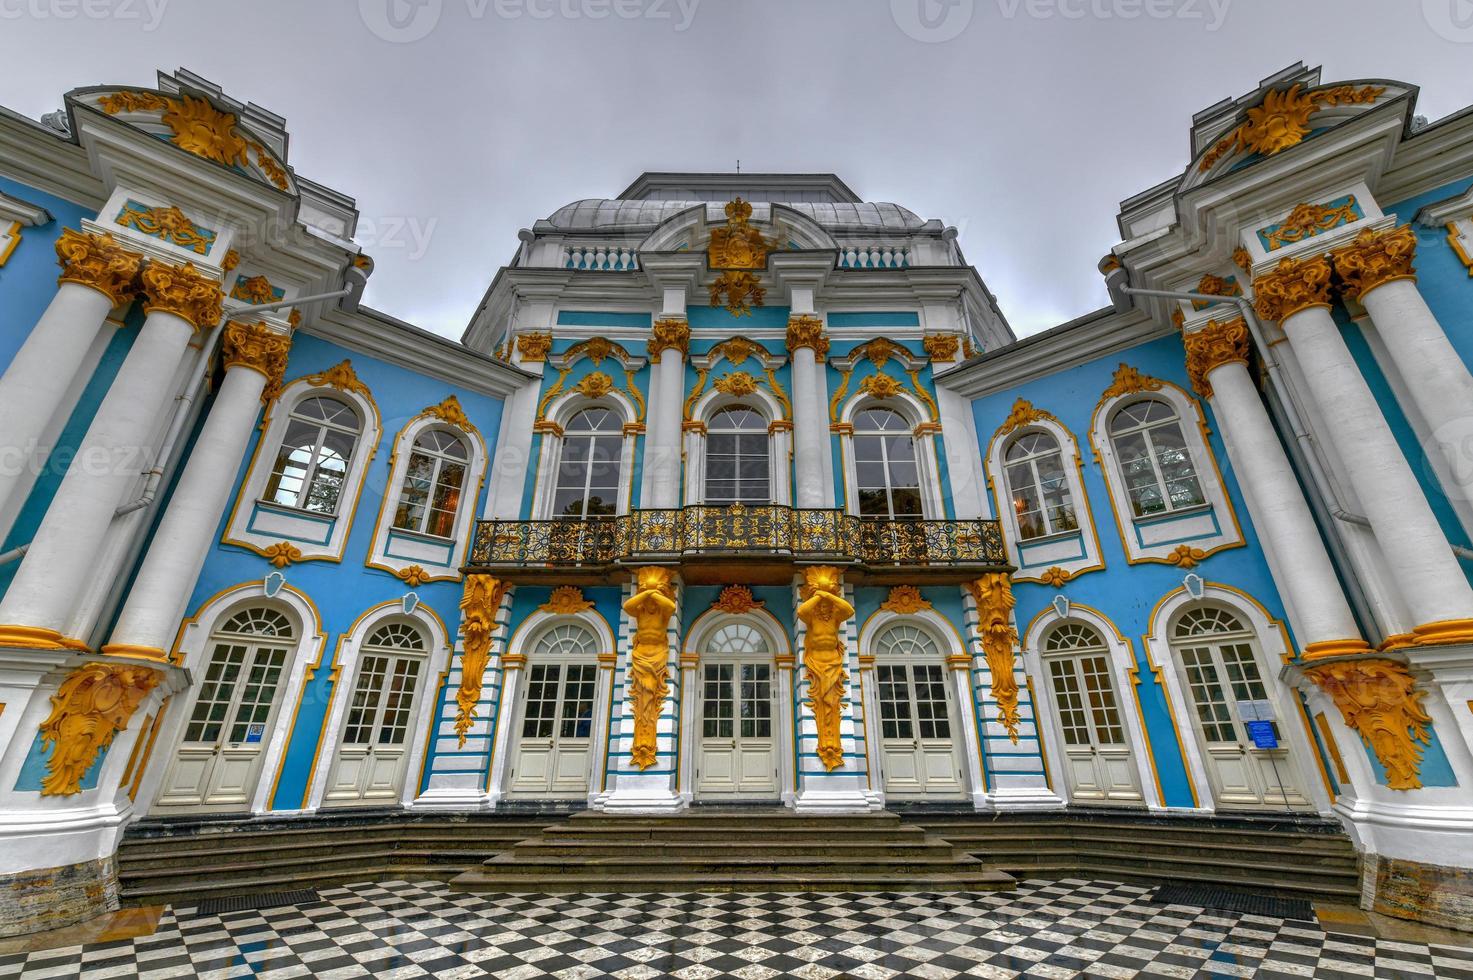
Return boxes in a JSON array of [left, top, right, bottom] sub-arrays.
[[1305, 658, 1432, 791], [54, 229, 143, 305], [38, 662, 161, 796], [1331, 225, 1418, 301]]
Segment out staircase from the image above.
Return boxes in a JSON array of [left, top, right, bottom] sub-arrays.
[[905, 809, 1361, 904], [118, 810, 554, 908], [449, 809, 1015, 893]]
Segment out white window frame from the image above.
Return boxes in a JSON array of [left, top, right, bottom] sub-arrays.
[[366, 413, 488, 583], [1090, 379, 1243, 565], [837, 391, 944, 519], [223, 373, 381, 563], [302, 601, 453, 811], [138, 581, 327, 817], [1021, 603, 1162, 809], [685, 387, 792, 506], [1143, 583, 1331, 814], [531, 389, 640, 519], [985, 411, 1104, 584]]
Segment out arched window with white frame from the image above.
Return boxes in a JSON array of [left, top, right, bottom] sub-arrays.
[[1037, 620, 1143, 805], [394, 429, 470, 537], [984, 403, 1103, 584], [853, 408, 923, 519], [224, 365, 383, 564], [554, 407, 624, 516], [683, 366, 793, 508], [1089, 371, 1242, 565], [705, 405, 771, 505]]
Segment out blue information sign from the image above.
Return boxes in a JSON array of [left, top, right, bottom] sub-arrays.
[[1245, 719, 1278, 749]]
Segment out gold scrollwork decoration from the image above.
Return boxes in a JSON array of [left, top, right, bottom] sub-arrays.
[[1260, 197, 1361, 252], [261, 541, 303, 568], [714, 371, 760, 397], [516, 332, 552, 362], [648, 318, 690, 363], [993, 397, 1059, 441], [38, 662, 161, 796], [712, 584, 764, 615], [54, 229, 143, 305], [1183, 317, 1251, 399], [98, 90, 290, 191], [139, 261, 225, 331], [710, 270, 765, 317], [1198, 83, 1385, 173], [456, 574, 509, 746], [1331, 225, 1418, 301], [969, 573, 1021, 743], [1305, 658, 1432, 791], [417, 394, 478, 435], [880, 585, 931, 614], [1252, 255, 1333, 323], [115, 201, 216, 254], [223, 320, 291, 402], [540, 585, 593, 615], [708, 197, 775, 270], [1098, 363, 1163, 406]]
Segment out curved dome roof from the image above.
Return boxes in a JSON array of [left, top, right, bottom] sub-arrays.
[[540, 198, 928, 233]]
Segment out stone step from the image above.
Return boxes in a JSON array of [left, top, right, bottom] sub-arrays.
[[118, 836, 535, 872], [939, 833, 1359, 865], [477, 852, 988, 877], [542, 824, 930, 843], [448, 868, 1016, 893], [509, 839, 962, 860]]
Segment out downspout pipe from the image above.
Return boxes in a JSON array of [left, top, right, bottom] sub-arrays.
[[1106, 277, 1473, 562]]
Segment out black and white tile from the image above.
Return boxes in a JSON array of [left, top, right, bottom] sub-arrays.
[[4, 877, 1472, 979]]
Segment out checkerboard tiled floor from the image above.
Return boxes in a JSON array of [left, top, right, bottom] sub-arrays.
[[5, 877, 1472, 979]]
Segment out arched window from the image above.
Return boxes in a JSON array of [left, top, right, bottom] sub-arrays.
[[181, 607, 294, 752], [392, 429, 470, 537], [1003, 431, 1077, 540], [1042, 622, 1126, 748], [524, 622, 599, 741], [874, 623, 942, 659], [1109, 399, 1205, 517], [553, 408, 623, 517], [705, 406, 770, 505], [854, 408, 922, 519], [531, 622, 600, 658], [704, 622, 770, 655], [264, 396, 361, 513]]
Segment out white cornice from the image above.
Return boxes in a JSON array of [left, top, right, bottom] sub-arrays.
[[0, 189, 51, 226], [1416, 184, 1473, 225], [0, 107, 103, 209]]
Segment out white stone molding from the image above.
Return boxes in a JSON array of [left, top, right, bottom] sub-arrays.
[[1021, 603, 1163, 810], [365, 411, 488, 584], [301, 600, 453, 811], [1088, 376, 1244, 565], [221, 373, 382, 564]]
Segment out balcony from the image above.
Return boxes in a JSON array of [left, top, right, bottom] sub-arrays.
[[466, 504, 1008, 586]]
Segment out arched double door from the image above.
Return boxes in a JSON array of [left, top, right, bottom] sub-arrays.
[[320, 621, 428, 806], [507, 622, 603, 799], [869, 621, 969, 801], [693, 622, 780, 800]]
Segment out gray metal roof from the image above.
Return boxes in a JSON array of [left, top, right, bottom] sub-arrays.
[[539, 199, 928, 233]]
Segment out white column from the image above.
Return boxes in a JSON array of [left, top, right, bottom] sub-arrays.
[[1188, 318, 1369, 656], [0, 263, 219, 649], [0, 232, 141, 527], [644, 338, 686, 509], [103, 323, 286, 658], [788, 315, 829, 509], [1278, 301, 1473, 633]]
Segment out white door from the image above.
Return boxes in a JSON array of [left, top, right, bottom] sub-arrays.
[[876, 662, 965, 798], [1172, 607, 1311, 809], [697, 661, 778, 799], [1041, 623, 1143, 805], [508, 660, 598, 798], [155, 608, 295, 813], [323, 625, 426, 806]]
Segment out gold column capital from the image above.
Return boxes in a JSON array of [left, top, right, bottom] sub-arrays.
[[648, 318, 690, 364], [223, 320, 292, 402], [1182, 316, 1251, 399], [54, 228, 143, 306], [515, 331, 552, 363], [454, 574, 510, 746], [1252, 254, 1332, 323], [38, 661, 161, 796], [786, 314, 829, 358], [139, 261, 224, 331], [922, 334, 961, 362], [1331, 225, 1418, 302], [1304, 657, 1431, 791]]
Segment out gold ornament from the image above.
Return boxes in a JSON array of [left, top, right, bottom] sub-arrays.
[[1305, 658, 1432, 790], [540, 585, 594, 615], [1232, 246, 1254, 272], [708, 197, 775, 270], [1331, 225, 1418, 301], [1260, 197, 1361, 251], [1199, 83, 1385, 172], [648, 318, 690, 363], [223, 320, 291, 401], [714, 371, 760, 397], [397, 565, 431, 587], [922, 334, 961, 362], [139, 261, 224, 331], [796, 566, 856, 771], [1252, 255, 1333, 323], [304, 359, 373, 400], [710, 270, 765, 316], [456, 575, 509, 746], [712, 585, 764, 615], [624, 567, 677, 769], [859, 373, 903, 400], [1165, 544, 1208, 568], [38, 662, 161, 796], [229, 274, 278, 304], [881, 586, 932, 614], [786, 314, 829, 358], [115, 201, 216, 255], [969, 573, 1021, 743], [574, 371, 614, 399], [515, 332, 552, 362], [418, 394, 477, 433], [54, 229, 142, 305], [1040, 567, 1072, 588], [222, 249, 240, 274], [994, 397, 1059, 439], [261, 541, 303, 568], [713, 336, 765, 365], [1099, 363, 1163, 403], [99, 90, 290, 191], [1182, 317, 1250, 399]]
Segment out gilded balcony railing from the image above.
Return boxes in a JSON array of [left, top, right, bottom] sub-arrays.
[[468, 504, 1005, 571]]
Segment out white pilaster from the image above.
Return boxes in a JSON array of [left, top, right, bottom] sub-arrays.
[[644, 346, 686, 509]]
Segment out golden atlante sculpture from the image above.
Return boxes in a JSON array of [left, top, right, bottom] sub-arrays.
[[797, 566, 855, 771], [456, 574, 509, 746], [624, 567, 678, 769], [39, 662, 161, 796]]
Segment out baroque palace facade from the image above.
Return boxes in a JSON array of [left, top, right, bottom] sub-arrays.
[[1, 62, 1472, 934]]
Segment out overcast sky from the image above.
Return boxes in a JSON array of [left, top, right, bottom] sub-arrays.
[[5, 0, 1473, 340]]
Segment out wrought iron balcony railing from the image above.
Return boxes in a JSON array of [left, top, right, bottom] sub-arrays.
[[467, 504, 1006, 574]]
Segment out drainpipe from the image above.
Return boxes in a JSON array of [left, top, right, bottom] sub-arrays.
[[1106, 279, 1473, 561]]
